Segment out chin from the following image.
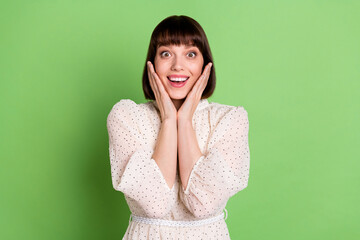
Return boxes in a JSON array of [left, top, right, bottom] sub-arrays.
[[169, 91, 188, 100]]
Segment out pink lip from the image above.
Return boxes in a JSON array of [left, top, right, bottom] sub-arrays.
[[167, 75, 189, 78], [168, 79, 188, 88]]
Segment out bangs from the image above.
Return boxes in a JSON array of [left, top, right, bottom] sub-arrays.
[[154, 26, 204, 51]]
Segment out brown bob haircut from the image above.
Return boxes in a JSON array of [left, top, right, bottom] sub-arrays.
[[142, 15, 216, 100]]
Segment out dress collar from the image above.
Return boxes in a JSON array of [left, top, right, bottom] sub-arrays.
[[151, 98, 209, 112]]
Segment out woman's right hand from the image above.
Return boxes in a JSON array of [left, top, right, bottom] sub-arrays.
[[147, 61, 177, 122]]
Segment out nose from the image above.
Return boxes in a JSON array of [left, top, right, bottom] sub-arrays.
[[170, 55, 184, 71]]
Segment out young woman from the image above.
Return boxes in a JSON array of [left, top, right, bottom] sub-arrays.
[[107, 15, 250, 239]]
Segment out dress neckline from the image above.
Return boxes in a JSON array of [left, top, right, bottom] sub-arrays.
[[151, 98, 209, 112]]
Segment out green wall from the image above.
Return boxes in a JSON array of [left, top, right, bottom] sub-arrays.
[[1, 0, 359, 239]]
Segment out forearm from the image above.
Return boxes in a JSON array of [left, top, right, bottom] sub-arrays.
[[152, 119, 177, 189], [178, 120, 202, 191]]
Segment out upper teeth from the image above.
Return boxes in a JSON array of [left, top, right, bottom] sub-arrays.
[[169, 77, 188, 82]]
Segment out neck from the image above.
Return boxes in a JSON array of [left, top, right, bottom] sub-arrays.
[[172, 99, 185, 111]]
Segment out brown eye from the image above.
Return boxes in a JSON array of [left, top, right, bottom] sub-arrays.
[[188, 52, 196, 58], [160, 51, 170, 57]]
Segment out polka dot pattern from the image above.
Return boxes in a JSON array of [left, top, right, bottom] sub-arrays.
[[106, 99, 250, 239]]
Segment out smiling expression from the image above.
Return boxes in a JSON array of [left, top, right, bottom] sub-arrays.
[[154, 44, 204, 100]]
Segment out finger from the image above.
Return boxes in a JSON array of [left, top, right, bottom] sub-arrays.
[[147, 62, 156, 94], [149, 62, 168, 97], [196, 63, 212, 90], [202, 62, 212, 85], [196, 63, 212, 96], [148, 62, 161, 96], [147, 61, 160, 99], [189, 74, 205, 99], [203, 62, 212, 86], [149, 65, 171, 114], [154, 72, 168, 98]]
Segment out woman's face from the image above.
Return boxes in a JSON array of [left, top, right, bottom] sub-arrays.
[[154, 44, 204, 100]]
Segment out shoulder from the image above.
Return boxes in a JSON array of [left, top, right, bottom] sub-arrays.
[[107, 99, 141, 124], [207, 101, 248, 126], [107, 99, 134, 120], [107, 99, 155, 124], [109, 99, 138, 113], [110, 98, 154, 113]]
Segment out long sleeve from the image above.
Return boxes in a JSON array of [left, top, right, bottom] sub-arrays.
[[106, 99, 176, 218], [179, 106, 250, 219]]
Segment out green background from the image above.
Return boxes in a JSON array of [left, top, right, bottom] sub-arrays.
[[1, 0, 359, 239]]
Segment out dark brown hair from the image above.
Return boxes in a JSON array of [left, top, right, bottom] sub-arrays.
[[142, 15, 216, 100]]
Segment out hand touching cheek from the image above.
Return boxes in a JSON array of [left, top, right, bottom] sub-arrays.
[[177, 62, 212, 122]]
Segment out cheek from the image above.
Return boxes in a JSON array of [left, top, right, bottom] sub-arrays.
[[192, 64, 204, 79], [154, 60, 165, 75], [193, 57, 204, 78]]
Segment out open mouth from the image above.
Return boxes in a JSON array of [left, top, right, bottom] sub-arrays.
[[167, 77, 189, 88], [167, 77, 189, 82]]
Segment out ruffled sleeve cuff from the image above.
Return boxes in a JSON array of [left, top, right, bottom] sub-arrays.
[[117, 146, 176, 195], [179, 148, 247, 218], [183, 155, 206, 194]]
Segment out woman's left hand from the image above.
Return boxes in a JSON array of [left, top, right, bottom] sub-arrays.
[[177, 62, 212, 122]]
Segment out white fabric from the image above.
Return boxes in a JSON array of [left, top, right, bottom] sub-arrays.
[[130, 211, 225, 227], [106, 98, 250, 239]]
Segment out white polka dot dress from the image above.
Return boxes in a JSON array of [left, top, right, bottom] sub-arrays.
[[106, 98, 250, 239]]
